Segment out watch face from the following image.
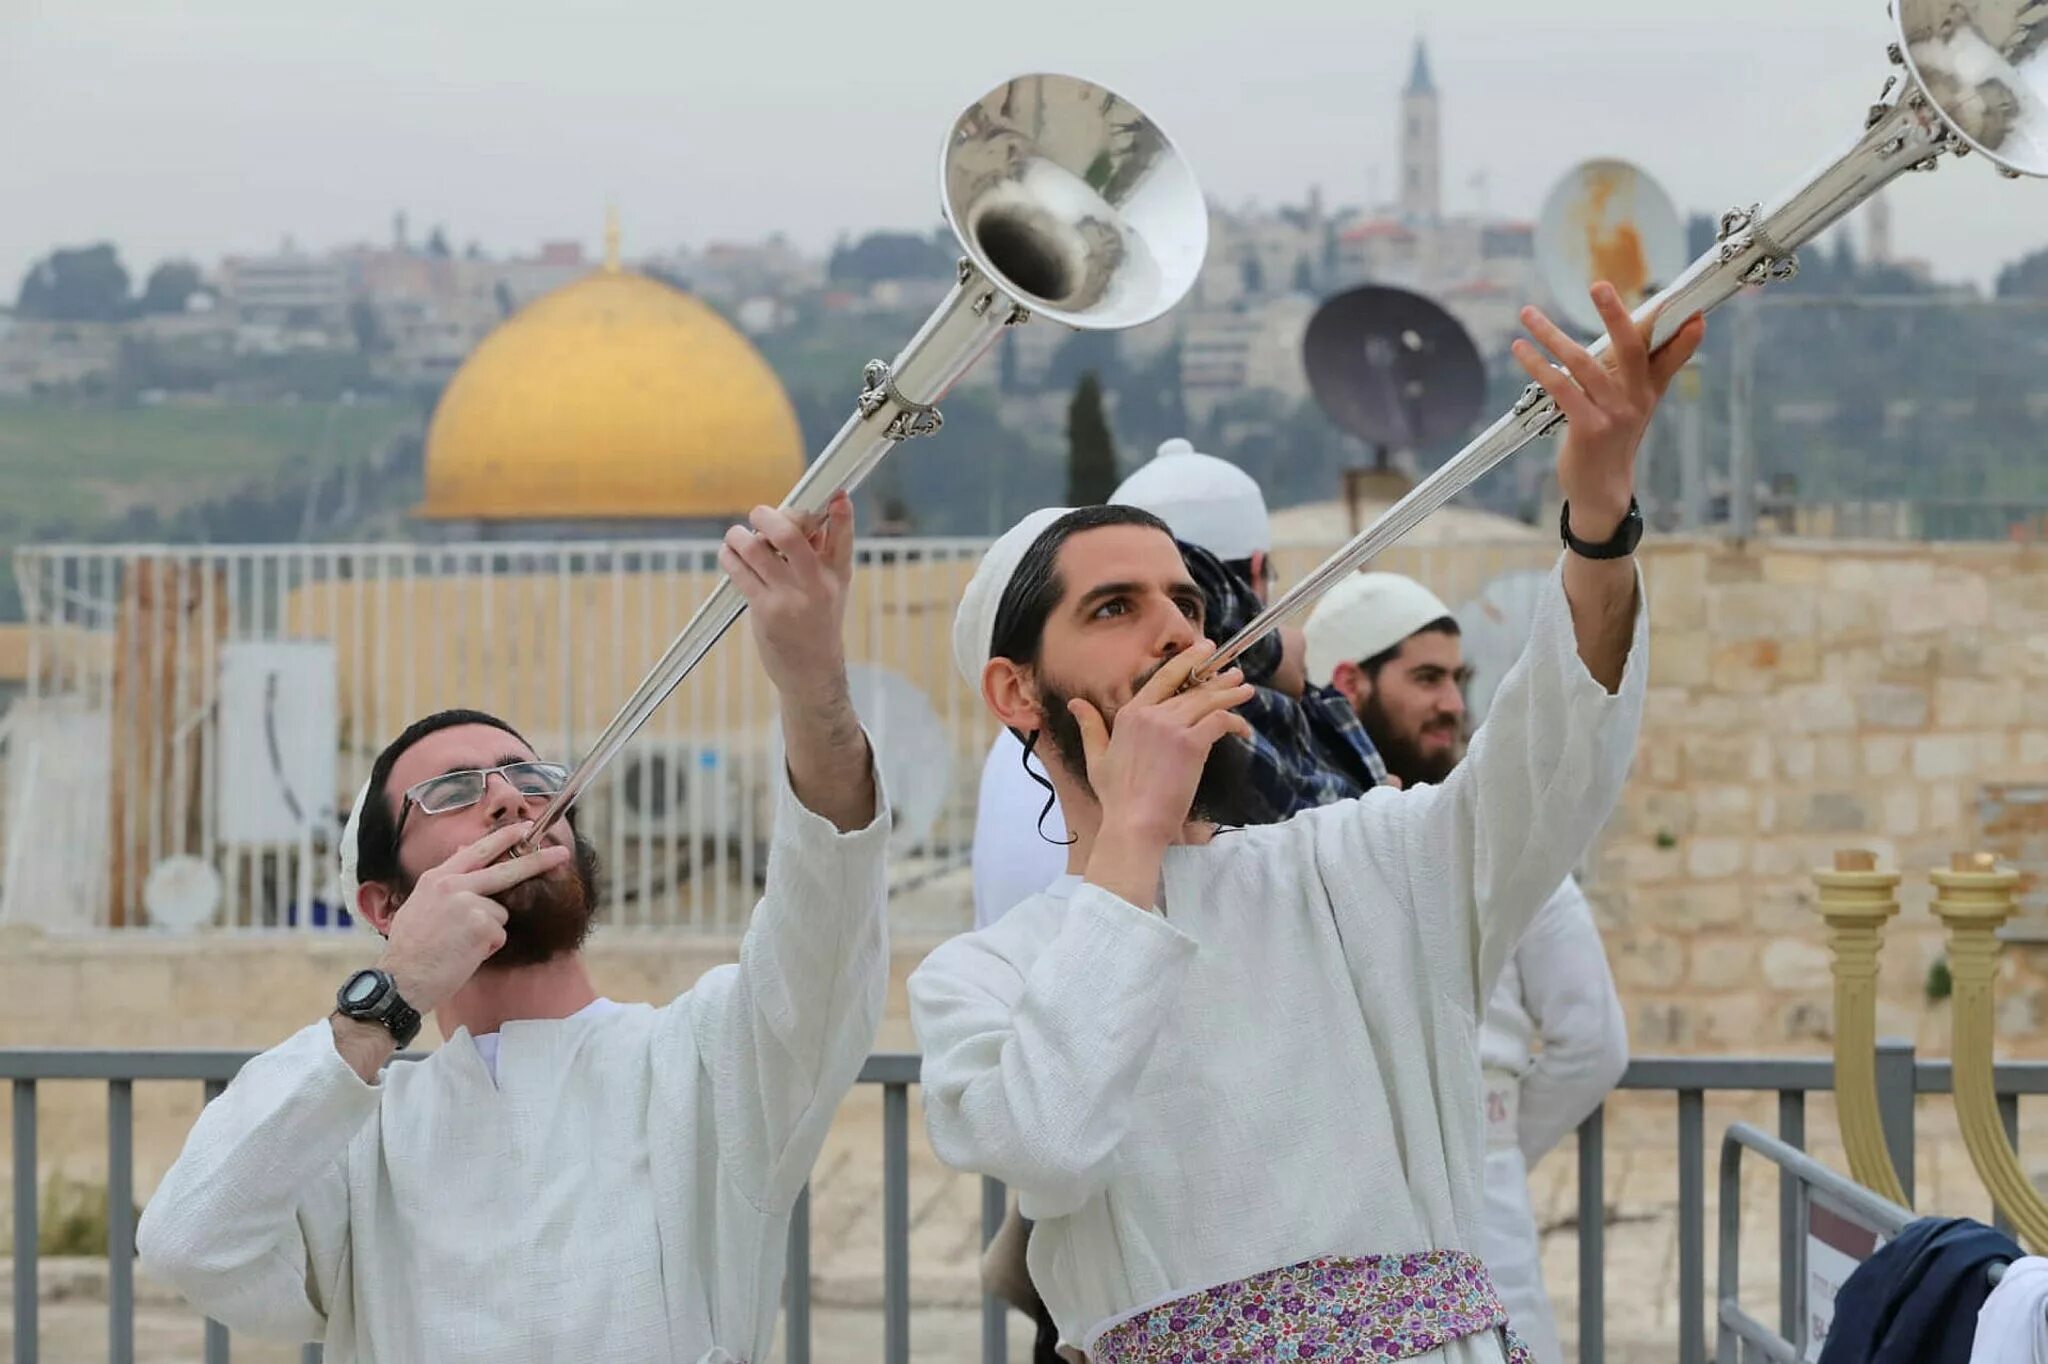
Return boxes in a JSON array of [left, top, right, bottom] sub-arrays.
[[341, 971, 385, 1008]]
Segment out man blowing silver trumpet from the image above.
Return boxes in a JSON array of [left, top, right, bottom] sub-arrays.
[[138, 493, 892, 1364], [909, 287, 1702, 1364]]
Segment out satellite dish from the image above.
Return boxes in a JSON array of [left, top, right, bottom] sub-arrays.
[[144, 855, 223, 931], [1304, 285, 1487, 457], [1535, 158, 1687, 336], [1453, 570, 1552, 727], [772, 664, 953, 854]]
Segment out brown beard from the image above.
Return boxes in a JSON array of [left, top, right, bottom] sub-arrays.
[[1031, 670, 1274, 829], [1358, 692, 1463, 789], [393, 833, 603, 968]]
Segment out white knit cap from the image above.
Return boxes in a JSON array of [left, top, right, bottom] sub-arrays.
[[332, 778, 375, 927], [951, 507, 1074, 691], [1111, 438, 1270, 564], [1303, 572, 1454, 687]]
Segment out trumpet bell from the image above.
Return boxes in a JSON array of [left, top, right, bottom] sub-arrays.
[[1896, 0, 2048, 177], [942, 73, 1209, 331]]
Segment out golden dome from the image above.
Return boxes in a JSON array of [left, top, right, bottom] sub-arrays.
[[419, 264, 804, 522]]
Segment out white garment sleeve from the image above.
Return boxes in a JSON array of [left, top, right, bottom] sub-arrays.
[[676, 741, 892, 1213], [1512, 876, 1630, 1166], [1970, 1254, 2048, 1363], [135, 1021, 373, 1341], [971, 730, 1071, 931], [1323, 555, 1648, 1019], [908, 886, 1199, 1218]]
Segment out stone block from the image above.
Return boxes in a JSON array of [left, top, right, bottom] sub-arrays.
[[1693, 785, 1755, 836], [1863, 736, 1910, 778], [1762, 937, 1832, 991], [1799, 792, 1871, 835], [1630, 789, 1694, 842], [1710, 584, 1816, 642], [1816, 738, 1861, 783], [1650, 882, 1749, 930], [1613, 931, 1685, 990], [1636, 737, 1683, 784], [1651, 634, 1710, 688], [2019, 732, 2048, 767], [1884, 788, 1921, 838], [1698, 993, 1786, 1048], [1762, 553, 1827, 587], [1777, 996, 1835, 1044], [1817, 592, 1882, 642], [1706, 552, 1764, 585], [1857, 685, 1931, 731], [1687, 836, 1749, 880], [1937, 679, 2023, 730], [1710, 639, 1782, 694], [1599, 841, 1681, 886], [1917, 783, 1961, 838], [1689, 938, 1758, 991], [1913, 735, 1981, 780], [1779, 740, 1817, 781], [1783, 684, 1856, 734], [1633, 1000, 1694, 1048], [1890, 577, 1989, 635], [1684, 733, 1769, 783], [1998, 986, 2044, 1038]]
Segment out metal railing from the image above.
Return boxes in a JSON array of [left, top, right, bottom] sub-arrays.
[[5, 1041, 2037, 1364]]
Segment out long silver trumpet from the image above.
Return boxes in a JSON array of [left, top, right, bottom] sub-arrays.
[[1195, 0, 2048, 685], [523, 73, 1208, 847]]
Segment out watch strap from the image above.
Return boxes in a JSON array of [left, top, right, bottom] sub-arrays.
[[1559, 497, 1643, 560]]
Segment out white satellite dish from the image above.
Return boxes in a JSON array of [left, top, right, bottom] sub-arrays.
[[1454, 570, 1552, 728], [772, 664, 953, 853], [1535, 158, 1687, 337], [144, 855, 223, 931]]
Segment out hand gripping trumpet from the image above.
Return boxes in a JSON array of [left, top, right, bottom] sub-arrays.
[[519, 75, 1208, 851], [1192, 0, 2048, 687]]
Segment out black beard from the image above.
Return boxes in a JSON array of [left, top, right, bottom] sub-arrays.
[[392, 833, 603, 968], [1032, 673, 1274, 830], [1358, 693, 1462, 789]]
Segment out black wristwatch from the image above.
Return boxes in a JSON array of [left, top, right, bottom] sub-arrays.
[[1559, 497, 1644, 560], [335, 968, 423, 1049]]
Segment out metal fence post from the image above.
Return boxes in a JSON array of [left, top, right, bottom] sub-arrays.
[[1777, 1091, 1805, 1343], [1874, 1039, 1917, 1205], [884, 1083, 911, 1364], [108, 1079, 135, 1364], [11, 1079, 36, 1364], [1679, 1089, 1707, 1364], [786, 1185, 812, 1364], [980, 1177, 1009, 1364], [1576, 1108, 1605, 1364]]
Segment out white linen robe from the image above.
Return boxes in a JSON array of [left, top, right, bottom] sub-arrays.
[[1473, 875, 1630, 1364], [908, 557, 1647, 1361], [136, 754, 892, 1364]]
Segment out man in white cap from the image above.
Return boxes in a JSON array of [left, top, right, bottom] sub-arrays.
[[139, 494, 892, 1364], [1305, 572, 1630, 1364], [910, 285, 1697, 1363]]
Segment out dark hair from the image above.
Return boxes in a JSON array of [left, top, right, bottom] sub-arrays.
[[353, 707, 539, 890], [1361, 615, 1462, 681], [988, 505, 1175, 669], [986, 505, 1174, 845]]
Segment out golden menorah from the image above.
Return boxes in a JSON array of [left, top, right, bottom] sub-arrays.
[[1816, 848, 2048, 1244]]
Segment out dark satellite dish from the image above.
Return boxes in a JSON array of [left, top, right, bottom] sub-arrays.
[[1303, 285, 1487, 467]]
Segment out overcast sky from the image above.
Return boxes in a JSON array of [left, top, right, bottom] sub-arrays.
[[4, 0, 2045, 293]]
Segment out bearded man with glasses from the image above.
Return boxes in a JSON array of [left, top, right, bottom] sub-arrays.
[[139, 494, 892, 1364]]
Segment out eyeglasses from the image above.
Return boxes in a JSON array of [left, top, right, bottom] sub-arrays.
[[392, 761, 569, 849]]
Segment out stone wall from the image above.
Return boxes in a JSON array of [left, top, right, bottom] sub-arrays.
[[1593, 536, 2048, 1058]]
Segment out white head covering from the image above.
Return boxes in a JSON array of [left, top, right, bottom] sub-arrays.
[[1303, 572, 1454, 687], [952, 506, 1074, 691], [1111, 438, 1270, 563], [333, 778, 375, 927]]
